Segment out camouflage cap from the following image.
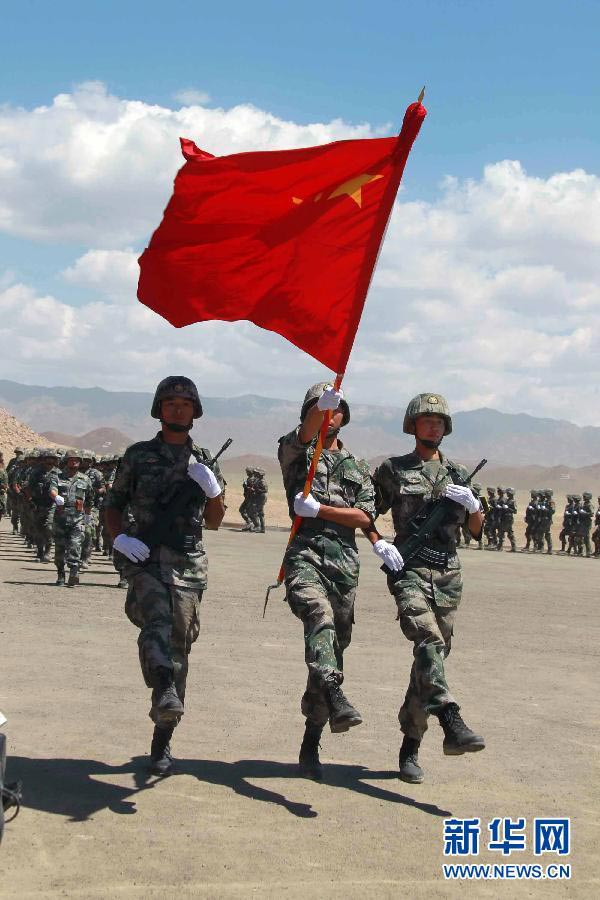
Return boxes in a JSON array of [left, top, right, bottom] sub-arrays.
[[301, 382, 350, 426], [151, 376, 203, 419], [403, 393, 451, 436]]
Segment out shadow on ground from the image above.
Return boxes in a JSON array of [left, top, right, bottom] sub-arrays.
[[9, 755, 452, 823]]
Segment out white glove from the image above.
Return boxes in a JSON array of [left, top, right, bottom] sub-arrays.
[[113, 533, 150, 563], [54, 495, 65, 507], [293, 491, 320, 518], [187, 461, 222, 498], [444, 484, 480, 514], [372, 539, 404, 571], [317, 385, 344, 412]]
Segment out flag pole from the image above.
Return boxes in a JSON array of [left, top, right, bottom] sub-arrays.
[[263, 91, 427, 616]]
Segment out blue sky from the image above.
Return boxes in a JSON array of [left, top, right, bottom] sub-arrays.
[[1, 0, 599, 421], [4, 0, 599, 189]]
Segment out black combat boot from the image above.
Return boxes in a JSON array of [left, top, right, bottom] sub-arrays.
[[149, 725, 175, 776], [257, 514, 266, 534], [399, 735, 424, 784], [298, 721, 324, 780], [117, 575, 128, 588], [67, 566, 79, 587], [437, 703, 485, 755], [151, 669, 184, 725], [323, 676, 362, 733], [55, 567, 66, 586]]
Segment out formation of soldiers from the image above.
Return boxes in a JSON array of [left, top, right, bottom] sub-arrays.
[[1, 446, 121, 586], [238, 466, 268, 532]]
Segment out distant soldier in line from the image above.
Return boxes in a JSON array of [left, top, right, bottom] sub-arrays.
[[28, 449, 60, 562], [592, 497, 600, 558], [250, 468, 268, 532], [79, 452, 105, 569], [484, 487, 497, 548], [239, 468, 256, 531], [567, 495, 581, 555], [470, 484, 483, 549], [497, 487, 517, 552], [577, 492, 594, 558], [50, 449, 94, 586], [558, 495, 575, 553], [538, 489, 555, 554], [523, 490, 538, 551], [0, 455, 7, 523], [6, 448, 24, 527]]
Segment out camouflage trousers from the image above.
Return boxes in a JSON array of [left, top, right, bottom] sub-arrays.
[[34, 507, 54, 558], [52, 517, 84, 571], [125, 569, 201, 726], [284, 537, 357, 727], [388, 566, 460, 741], [498, 522, 516, 550], [81, 509, 99, 562]]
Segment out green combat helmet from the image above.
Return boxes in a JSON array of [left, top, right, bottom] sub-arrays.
[[582, 491, 592, 500], [472, 482, 482, 495], [572, 494, 581, 502], [544, 489, 553, 497], [151, 376, 203, 419], [64, 449, 83, 461], [403, 393, 452, 435], [487, 487, 495, 496], [300, 382, 350, 425], [506, 487, 515, 495]]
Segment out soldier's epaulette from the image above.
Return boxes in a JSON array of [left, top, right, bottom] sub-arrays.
[[388, 453, 421, 472]]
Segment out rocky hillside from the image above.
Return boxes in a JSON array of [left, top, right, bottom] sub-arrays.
[[0, 407, 59, 463]]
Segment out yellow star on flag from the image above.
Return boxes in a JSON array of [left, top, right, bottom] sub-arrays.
[[292, 172, 383, 208]]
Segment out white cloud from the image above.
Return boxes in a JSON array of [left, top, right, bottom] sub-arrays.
[[173, 88, 211, 106], [0, 81, 375, 247], [1, 84, 599, 424]]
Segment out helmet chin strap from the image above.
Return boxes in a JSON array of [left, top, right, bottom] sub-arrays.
[[418, 436, 443, 450], [161, 419, 193, 433]]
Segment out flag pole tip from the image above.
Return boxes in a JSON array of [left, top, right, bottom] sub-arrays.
[[417, 86, 425, 104]]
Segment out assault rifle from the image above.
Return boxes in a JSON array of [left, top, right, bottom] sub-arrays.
[[381, 458, 487, 576], [135, 438, 232, 554]]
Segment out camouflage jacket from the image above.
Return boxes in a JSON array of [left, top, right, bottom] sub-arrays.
[[50, 470, 94, 524], [0, 466, 7, 495], [105, 433, 224, 589], [28, 465, 60, 509], [278, 428, 375, 591], [373, 451, 470, 600], [85, 467, 106, 507]]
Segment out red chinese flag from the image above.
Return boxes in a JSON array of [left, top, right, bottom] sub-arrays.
[[138, 101, 426, 373]]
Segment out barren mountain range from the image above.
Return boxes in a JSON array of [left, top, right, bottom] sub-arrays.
[[1, 379, 600, 470]]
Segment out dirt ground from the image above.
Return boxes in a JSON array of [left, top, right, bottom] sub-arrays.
[[0, 519, 598, 898]]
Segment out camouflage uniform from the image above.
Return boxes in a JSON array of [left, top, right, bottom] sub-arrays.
[[278, 426, 375, 727], [250, 469, 268, 532], [105, 433, 224, 725], [484, 488, 497, 547], [559, 496, 574, 552], [577, 493, 594, 557], [539, 490, 555, 554], [497, 488, 517, 552], [373, 451, 472, 741], [50, 466, 94, 577], [27, 454, 60, 561], [567, 496, 581, 555], [592, 498, 600, 557], [0, 465, 7, 521], [239, 467, 256, 529], [524, 491, 538, 551]]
